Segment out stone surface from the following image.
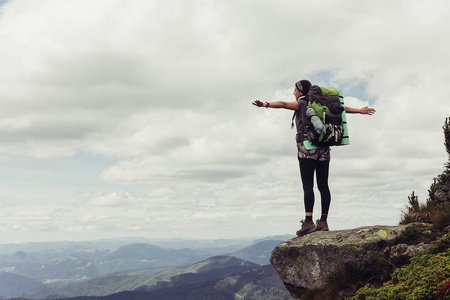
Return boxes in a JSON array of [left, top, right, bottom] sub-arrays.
[[434, 179, 450, 202], [390, 243, 432, 260], [434, 189, 449, 202], [442, 179, 450, 192], [270, 225, 408, 299]]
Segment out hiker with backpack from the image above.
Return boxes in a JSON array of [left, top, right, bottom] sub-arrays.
[[252, 80, 375, 237]]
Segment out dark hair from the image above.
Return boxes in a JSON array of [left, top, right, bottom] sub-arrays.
[[295, 80, 311, 95]]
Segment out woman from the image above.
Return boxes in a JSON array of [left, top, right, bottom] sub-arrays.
[[252, 80, 375, 237]]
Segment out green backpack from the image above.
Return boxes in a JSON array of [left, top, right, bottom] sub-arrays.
[[294, 85, 346, 148]]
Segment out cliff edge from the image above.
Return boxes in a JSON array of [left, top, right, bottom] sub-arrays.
[[270, 224, 430, 299]]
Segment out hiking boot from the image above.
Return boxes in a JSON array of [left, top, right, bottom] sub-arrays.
[[312, 220, 329, 232], [296, 220, 315, 237]]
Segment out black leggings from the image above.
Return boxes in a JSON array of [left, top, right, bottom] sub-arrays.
[[298, 158, 331, 215]]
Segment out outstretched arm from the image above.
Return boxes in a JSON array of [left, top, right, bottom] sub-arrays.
[[345, 106, 376, 115], [252, 100, 299, 110]]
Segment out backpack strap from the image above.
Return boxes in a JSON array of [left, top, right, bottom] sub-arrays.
[[292, 97, 309, 145]]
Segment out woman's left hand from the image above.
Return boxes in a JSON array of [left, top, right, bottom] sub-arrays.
[[360, 106, 376, 115]]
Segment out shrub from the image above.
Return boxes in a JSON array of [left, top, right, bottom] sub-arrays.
[[400, 192, 432, 225], [428, 172, 450, 202], [349, 249, 450, 299], [432, 201, 450, 232], [395, 223, 430, 245], [429, 233, 450, 255], [444, 117, 450, 164], [349, 234, 450, 300]]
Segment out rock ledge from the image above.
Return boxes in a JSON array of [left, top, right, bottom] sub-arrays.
[[270, 225, 412, 298]]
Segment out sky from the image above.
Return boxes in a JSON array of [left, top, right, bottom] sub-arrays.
[[0, 0, 449, 244]]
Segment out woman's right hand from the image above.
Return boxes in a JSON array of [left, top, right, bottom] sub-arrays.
[[252, 100, 264, 107]]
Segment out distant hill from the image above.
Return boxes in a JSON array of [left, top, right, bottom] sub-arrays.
[[42, 264, 291, 300], [0, 272, 43, 298], [141, 256, 260, 291], [0, 243, 218, 286], [230, 239, 285, 265], [0, 236, 266, 254], [20, 256, 259, 299]]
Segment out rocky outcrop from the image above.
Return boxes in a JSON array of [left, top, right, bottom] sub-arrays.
[[434, 179, 450, 202], [270, 225, 421, 299], [389, 242, 432, 260]]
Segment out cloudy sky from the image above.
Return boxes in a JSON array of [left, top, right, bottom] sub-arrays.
[[0, 0, 449, 244]]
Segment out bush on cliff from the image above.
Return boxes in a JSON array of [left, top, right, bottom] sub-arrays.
[[350, 234, 450, 300]]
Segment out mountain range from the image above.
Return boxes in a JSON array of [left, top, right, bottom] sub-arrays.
[[0, 235, 292, 299]]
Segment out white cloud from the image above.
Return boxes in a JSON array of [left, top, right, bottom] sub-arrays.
[[0, 0, 449, 242]]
